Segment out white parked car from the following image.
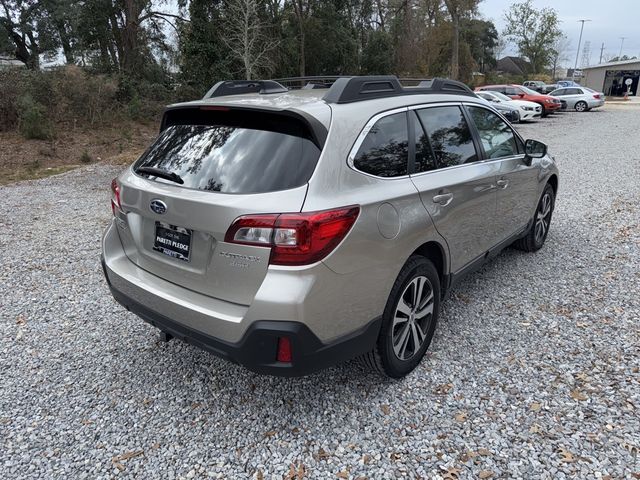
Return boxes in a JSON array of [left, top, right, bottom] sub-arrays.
[[548, 87, 605, 112], [476, 91, 542, 121]]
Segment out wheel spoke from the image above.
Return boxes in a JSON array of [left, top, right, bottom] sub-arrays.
[[413, 278, 424, 309], [393, 322, 411, 358], [396, 300, 412, 318], [415, 292, 434, 319], [412, 322, 425, 347]]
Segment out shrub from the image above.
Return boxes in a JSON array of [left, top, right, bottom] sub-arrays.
[[17, 94, 53, 140], [80, 151, 93, 163]]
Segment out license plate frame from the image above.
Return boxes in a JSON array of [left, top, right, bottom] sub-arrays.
[[153, 222, 192, 262]]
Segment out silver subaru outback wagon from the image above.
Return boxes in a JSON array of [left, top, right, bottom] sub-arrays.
[[101, 76, 559, 378]]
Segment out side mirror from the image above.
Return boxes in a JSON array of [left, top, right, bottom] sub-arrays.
[[518, 93, 525, 98], [524, 139, 547, 165]]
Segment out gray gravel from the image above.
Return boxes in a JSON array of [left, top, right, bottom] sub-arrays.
[[1, 107, 639, 479]]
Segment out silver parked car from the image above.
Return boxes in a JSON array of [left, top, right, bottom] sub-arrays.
[[102, 76, 559, 378], [548, 86, 605, 112]]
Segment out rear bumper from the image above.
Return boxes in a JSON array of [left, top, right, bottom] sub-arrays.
[[103, 263, 380, 376]]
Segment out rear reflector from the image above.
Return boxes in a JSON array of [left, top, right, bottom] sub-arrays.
[[225, 206, 360, 266], [111, 178, 121, 215], [277, 337, 292, 363]]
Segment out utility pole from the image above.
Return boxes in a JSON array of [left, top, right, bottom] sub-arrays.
[[599, 42, 605, 63], [573, 19, 591, 80], [618, 37, 627, 58]]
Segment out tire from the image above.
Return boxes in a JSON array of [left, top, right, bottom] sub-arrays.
[[540, 105, 548, 117], [513, 183, 555, 252], [361, 256, 440, 378], [575, 101, 588, 112]]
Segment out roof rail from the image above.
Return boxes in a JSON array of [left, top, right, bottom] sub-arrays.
[[203, 80, 288, 99], [273, 76, 342, 90], [321, 76, 475, 104]]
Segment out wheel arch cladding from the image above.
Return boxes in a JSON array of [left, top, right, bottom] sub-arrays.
[[547, 174, 558, 195], [412, 241, 446, 284]]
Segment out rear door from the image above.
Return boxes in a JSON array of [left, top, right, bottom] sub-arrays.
[[563, 87, 583, 108], [408, 105, 499, 274], [465, 104, 539, 240], [114, 107, 325, 305]]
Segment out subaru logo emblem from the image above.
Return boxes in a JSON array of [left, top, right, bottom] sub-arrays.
[[150, 199, 167, 215]]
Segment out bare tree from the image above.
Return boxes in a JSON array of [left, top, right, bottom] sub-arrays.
[[222, 0, 278, 80], [550, 35, 570, 79], [443, 0, 478, 80]]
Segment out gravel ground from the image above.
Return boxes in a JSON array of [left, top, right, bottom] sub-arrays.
[[1, 107, 639, 480]]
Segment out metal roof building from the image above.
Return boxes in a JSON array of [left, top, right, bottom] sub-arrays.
[[582, 59, 640, 97]]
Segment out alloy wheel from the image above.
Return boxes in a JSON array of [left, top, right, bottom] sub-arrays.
[[535, 192, 552, 244], [575, 102, 587, 112], [391, 276, 434, 361]]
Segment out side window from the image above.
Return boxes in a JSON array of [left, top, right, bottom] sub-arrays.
[[504, 86, 519, 95], [416, 106, 478, 168], [489, 86, 506, 94], [412, 112, 437, 173], [468, 106, 519, 159], [553, 88, 567, 96], [353, 112, 408, 177], [566, 88, 581, 95]]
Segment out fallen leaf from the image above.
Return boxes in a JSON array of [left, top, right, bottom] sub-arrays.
[[477, 448, 492, 456], [362, 454, 371, 464], [570, 389, 588, 401], [316, 448, 331, 460], [286, 462, 306, 480], [442, 466, 462, 480], [390, 452, 401, 461], [434, 383, 454, 395], [112, 461, 125, 471], [529, 424, 542, 434], [479, 471, 494, 479], [558, 447, 576, 463], [112, 450, 144, 463], [336, 470, 349, 479], [81, 419, 93, 425], [264, 430, 277, 438], [455, 412, 467, 422], [256, 469, 264, 480], [529, 402, 542, 412], [380, 404, 390, 415], [16, 315, 26, 325]]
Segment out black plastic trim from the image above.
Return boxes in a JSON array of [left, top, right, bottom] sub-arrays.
[[203, 80, 288, 98], [322, 76, 476, 104], [102, 258, 381, 377]]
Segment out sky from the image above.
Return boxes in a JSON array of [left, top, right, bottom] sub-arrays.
[[478, 0, 640, 67]]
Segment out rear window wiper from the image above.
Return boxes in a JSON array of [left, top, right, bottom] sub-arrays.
[[136, 166, 184, 185]]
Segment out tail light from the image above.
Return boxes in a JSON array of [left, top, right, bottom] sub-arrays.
[[593, 94, 601, 99], [111, 178, 121, 215], [224, 206, 360, 266]]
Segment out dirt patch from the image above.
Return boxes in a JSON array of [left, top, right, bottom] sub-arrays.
[[0, 121, 157, 185]]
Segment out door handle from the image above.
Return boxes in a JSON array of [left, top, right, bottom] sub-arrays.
[[496, 179, 509, 188], [432, 192, 454, 206]]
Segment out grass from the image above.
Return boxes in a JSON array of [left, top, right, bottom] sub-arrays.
[[0, 164, 80, 186]]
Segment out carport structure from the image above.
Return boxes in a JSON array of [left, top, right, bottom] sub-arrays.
[[582, 58, 640, 97]]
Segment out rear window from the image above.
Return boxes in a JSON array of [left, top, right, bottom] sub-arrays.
[[135, 112, 321, 194]]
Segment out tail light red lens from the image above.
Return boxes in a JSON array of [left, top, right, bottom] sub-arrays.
[[224, 206, 360, 266], [593, 94, 601, 99], [276, 337, 292, 363], [111, 178, 121, 215]]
